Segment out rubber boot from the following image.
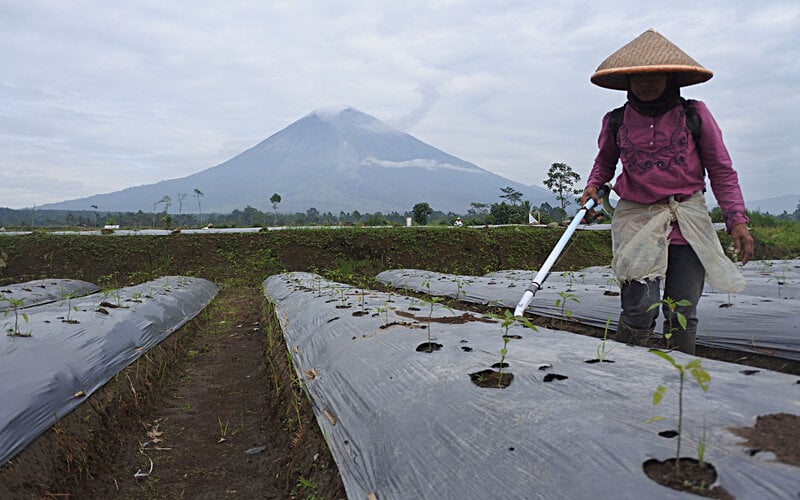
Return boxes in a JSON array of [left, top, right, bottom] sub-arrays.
[[670, 327, 697, 355], [615, 321, 654, 347]]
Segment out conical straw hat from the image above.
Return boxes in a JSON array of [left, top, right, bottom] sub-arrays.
[[591, 29, 713, 90]]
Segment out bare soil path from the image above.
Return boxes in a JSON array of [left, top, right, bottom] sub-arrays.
[[64, 287, 344, 499]]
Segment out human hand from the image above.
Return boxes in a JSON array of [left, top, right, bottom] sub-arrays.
[[580, 186, 600, 207], [731, 223, 754, 265]]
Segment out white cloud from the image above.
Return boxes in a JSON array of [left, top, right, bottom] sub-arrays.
[[360, 157, 478, 173]]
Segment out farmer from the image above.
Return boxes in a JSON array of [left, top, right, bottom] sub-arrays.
[[579, 29, 754, 354]]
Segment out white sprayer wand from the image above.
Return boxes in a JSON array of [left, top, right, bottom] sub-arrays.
[[513, 185, 609, 317]]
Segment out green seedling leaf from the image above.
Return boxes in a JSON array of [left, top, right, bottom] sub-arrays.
[[689, 367, 711, 391], [652, 385, 667, 406], [677, 312, 688, 331], [645, 415, 665, 424], [515, 316, 537, 331], [685, 359, 703, 369], [649, 349, 679, 370]]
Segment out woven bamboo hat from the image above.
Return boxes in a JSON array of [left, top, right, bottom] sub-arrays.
[[591, 29, 713, 90]]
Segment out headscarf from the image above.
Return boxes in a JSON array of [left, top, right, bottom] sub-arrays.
[[626, 74, 682, 117]]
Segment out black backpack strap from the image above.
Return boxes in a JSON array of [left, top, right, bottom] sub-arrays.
[[608, 104, 626, 141], [681, 98, 701, 142], [682, 98, 706, 192]]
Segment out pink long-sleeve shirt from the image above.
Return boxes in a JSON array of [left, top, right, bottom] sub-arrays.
[[586, 100, 748, 243]]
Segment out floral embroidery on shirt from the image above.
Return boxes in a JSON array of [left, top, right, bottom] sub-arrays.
[[618, 112, 689, 173]]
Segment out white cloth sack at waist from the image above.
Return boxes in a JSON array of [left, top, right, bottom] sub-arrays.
[[611, 192, 745, 292]]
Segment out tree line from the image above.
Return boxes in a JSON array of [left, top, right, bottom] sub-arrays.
[[3, 163, 800, 229]]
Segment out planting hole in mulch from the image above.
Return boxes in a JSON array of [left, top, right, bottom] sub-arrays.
[[658, 430, 679, 438], [643, 458, 732, 499], [469, 369, 514, 388], [416, 342, 443, 353], [379, 321, 410, 329], [542, 373, 568, 382], [491, 362, 509, 369], [584, 358, 615, 364], [351, 310, 369, 316]]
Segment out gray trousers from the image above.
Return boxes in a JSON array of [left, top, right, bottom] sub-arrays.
[[619, 244, 705, 335]]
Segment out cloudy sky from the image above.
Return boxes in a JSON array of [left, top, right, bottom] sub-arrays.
[[2, 0, 798, 210]]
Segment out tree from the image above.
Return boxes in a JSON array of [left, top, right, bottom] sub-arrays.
[[152, 200, 160, 228], [467, 202, 490, 225], [306, 207, 320, 224], [490, 202, 514, 225], [243, 205, 260, 226], [543, 162, 582, 217], [537, 202, 564, 224], [365, 213, 389, 226], [270, 193, 281, 226], [90, 204, 99, 229], [270, 193, 281, 209], [193, 188, 204, 224], [412, 202, 433, 225], [468, 202, 489, 215], [150, 196, 171, 228], [176, 192, 187, 215], [499, 186, 524, 205], [490, 201, 529, 224]]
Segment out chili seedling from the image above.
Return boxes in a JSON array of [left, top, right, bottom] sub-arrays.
[[555, 291, 579, 320], [484, 310, 537, 387], [596, 317, 615, 362], [60, 289, 79, 323], [2, 296, 31, 337], [647, 296, 691, 348], [646, 349, 711, 476]]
